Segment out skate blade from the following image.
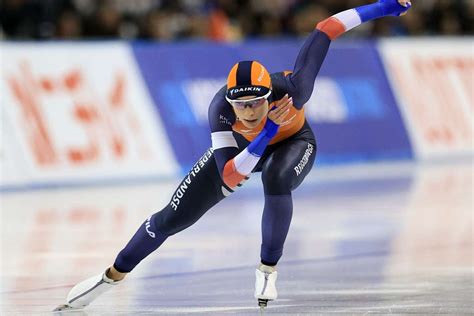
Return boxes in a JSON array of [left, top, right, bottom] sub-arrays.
[[258, 299, 268, 314], [258, 298, 268, 307], [53, 304, 84, 312]]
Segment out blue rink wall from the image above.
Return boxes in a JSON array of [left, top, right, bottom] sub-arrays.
[[133, 40, 413, 170], [1, 38, 472, 189]]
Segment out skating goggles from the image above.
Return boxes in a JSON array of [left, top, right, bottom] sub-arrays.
[[226, 90, 271, 110]]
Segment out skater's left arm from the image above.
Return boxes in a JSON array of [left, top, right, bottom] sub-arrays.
[[209, 90, 291, 190], [285, 0, 412, 109]]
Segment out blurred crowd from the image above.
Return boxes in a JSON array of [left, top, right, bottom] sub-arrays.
[[1, 0, 473, 41]]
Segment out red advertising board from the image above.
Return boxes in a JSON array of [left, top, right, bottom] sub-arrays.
[[380, 39, 473, 160], [1, 43, 178, 187]]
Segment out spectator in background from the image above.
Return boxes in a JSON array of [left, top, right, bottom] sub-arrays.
[[84, 1, 121, 37], [1, 0, 39, 38], [56, 9, 82, 38], [290, 4, 330, 36], [430, 0, 468, 35], [1, 0, 472, 40]]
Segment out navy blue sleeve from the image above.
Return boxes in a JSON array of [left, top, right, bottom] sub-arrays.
[[284, 30, 332, 109], [208, 86, 240, 177]]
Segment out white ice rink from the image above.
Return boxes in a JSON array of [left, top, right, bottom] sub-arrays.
[[1, 162, 472, 315]]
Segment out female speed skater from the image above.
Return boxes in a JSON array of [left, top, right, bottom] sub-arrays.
[[55, 0, 412, 311]]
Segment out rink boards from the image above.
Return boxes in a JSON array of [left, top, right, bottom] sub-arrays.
[[1, 38, 472, 190]]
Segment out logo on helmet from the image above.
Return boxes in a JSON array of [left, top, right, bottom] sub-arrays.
[[229, 86, 262, 96]]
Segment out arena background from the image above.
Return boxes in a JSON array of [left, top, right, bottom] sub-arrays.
[[1, 0, 473, 314]]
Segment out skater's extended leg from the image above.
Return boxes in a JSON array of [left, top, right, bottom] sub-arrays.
[[113, 212, 169, 273], [113, 149, 228, 273], [57, 149, 228, 310]]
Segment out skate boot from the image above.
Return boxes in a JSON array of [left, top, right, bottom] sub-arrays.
[[53, 268, 122, 312], [254, 264, 278, 310]]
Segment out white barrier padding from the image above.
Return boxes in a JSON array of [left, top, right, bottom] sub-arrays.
[[0, 42, 179, 187], [379, 39, 474, 160]]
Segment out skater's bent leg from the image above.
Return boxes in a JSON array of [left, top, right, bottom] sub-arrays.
[[260, 194, 293, 266], [260, 137, 316, 266]]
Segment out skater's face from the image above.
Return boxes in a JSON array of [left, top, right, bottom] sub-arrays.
[[231, 95, 269, 128]]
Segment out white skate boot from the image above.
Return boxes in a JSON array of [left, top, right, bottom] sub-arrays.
[[53, 269, 122, 312], [254, 264, 278, 309]]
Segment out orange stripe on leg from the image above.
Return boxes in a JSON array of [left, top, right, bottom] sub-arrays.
[[316, 17, 346, 40], [223, 159, 246, 188]]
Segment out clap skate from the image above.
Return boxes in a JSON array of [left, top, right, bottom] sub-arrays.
[[53, 269, 122, 312], [254, 264, 278, 311]]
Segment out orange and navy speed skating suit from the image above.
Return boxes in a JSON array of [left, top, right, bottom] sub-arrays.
[[112, 0, 412, 272]]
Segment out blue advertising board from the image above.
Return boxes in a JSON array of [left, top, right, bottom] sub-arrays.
[[133, 39, 413, 171]]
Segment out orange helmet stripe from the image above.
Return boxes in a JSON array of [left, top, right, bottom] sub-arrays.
[[250, 61, 271, 88], [227, 63, 238, 88]]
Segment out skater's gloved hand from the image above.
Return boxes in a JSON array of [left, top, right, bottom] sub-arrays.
[[379, 0, 412, 17], [265, 94, 293, 138]]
